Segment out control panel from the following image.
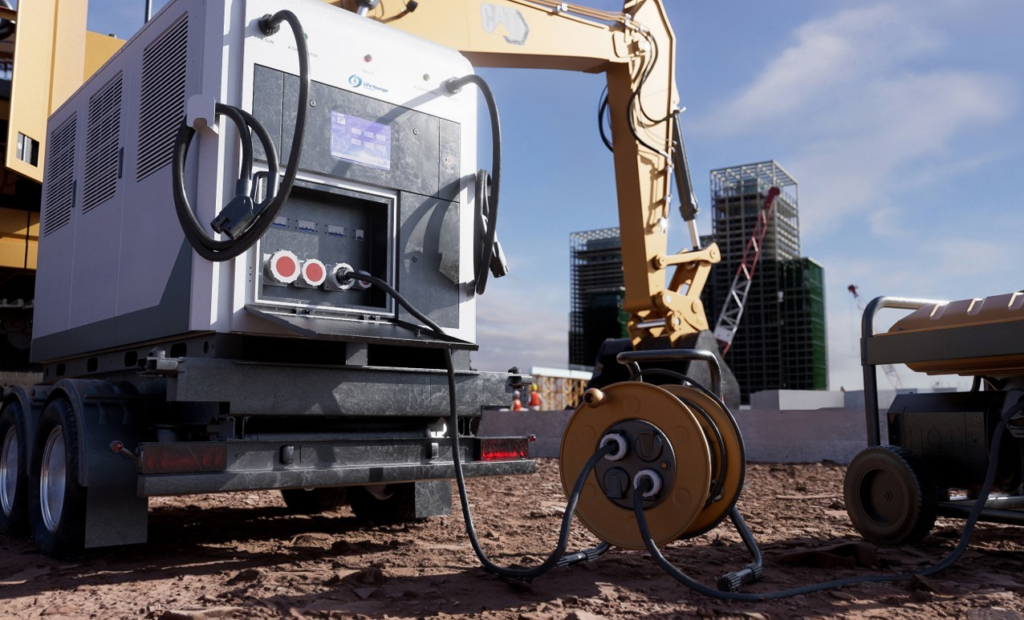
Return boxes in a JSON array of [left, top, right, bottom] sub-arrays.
[[256, 180, 393, 316]]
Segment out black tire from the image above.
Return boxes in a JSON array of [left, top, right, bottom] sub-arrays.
[[28, 398, 87, 559], [280, 487, 347, 514], [0, 401, 29, 536], [348, 483, 419, 524], [844, 445, 937, 545]]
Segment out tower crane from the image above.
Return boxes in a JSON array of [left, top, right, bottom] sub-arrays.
[[712, 186, 780, 355]]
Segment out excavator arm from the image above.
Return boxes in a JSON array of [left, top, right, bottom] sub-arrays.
[[335, 0, 720, 349]]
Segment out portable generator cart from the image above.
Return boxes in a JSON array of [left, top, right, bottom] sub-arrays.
[[846, 293, 1024, 544]]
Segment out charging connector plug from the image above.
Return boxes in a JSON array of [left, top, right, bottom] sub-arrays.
[[210, 194, 256, 239]]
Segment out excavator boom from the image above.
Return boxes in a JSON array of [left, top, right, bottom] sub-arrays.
[[337, 0, 721, 350]]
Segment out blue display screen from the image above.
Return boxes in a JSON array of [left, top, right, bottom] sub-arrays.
[[330, 111, 392, 170]]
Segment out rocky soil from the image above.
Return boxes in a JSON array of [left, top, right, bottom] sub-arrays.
[[3, 460, 1024, 618]]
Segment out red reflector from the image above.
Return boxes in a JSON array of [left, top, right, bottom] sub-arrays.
[[275, 255, 297, 278], [139, 443, 228, 474], [480, 437, 530, 461]]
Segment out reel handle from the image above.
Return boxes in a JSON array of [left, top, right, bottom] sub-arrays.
[[616, 349, 723, 398]]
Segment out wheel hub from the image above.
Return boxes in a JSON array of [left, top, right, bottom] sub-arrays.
[[1, 426, 17, 516], [40, 426, 66, 533]]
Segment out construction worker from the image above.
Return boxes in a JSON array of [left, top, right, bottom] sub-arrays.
[[528, 383, 542, 410], [512, 389, 523, 411]]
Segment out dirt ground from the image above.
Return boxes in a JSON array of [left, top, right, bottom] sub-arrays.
[[3, 460, 1024, 619]]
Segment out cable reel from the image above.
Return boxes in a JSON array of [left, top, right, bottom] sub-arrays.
[[560, 370, 746, 550]]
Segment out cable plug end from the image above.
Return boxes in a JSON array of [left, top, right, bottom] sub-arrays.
[[716, 563, 762, 592], [445, 77, 464, 95], [258, 14, 280, 36], [211, 195, 256, 239]]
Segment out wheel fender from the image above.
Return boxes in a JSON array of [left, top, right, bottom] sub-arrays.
[[44, 379, 146, 488], [2, 385, 50, 469]]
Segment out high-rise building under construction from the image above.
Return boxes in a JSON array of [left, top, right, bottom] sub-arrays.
[[703, 161, 828, 401]]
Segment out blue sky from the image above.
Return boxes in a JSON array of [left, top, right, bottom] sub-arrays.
[[88, 1, 1024, 392]]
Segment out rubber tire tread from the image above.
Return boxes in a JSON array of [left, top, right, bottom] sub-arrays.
[[348, 483, 419, 525], [29, 398, 87, 559], [279, 487, 347, 515], [844, 444, 937, 546], [0, 401, 28, 535]]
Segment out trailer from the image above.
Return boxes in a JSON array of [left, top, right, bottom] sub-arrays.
[[0, 0, 534, 558]]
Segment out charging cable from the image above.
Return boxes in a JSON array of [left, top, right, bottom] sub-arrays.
[[172, 10, 309, 262]]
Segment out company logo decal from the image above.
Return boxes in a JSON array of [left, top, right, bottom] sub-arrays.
[[481, 3, 529, 46], [347, 73, 389, 94]]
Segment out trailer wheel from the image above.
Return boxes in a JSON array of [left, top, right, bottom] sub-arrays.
[[844, 445, 937, 545], [280, 487, 347, 514], [348, 483, 419, 524], [0, 401, 29, 536], [29, 398, 87, 558]]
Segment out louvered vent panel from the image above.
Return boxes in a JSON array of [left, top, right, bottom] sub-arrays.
[[43, 115, 77, 236], [136, 14, 188, 181], [83, 73, 122, 213]]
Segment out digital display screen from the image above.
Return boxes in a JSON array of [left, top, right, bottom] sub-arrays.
[[330, 111, 392, 170]]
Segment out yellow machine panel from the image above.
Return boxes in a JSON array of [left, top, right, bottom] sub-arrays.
[[84, 31, 125, 82], [0, 207, 38, 270], [4, 0, 122, 184]]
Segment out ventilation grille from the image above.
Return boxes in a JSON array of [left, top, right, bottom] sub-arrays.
[[43, 115, 78, 236], [83, 73, 122, 213], [136, 14, 188, 181]]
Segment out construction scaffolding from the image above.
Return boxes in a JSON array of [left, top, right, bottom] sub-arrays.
[[531, 366, 591, 410], [704, 161, 825, 401], [569, 227, 626, 369]]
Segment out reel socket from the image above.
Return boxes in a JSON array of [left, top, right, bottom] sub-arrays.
[[559, 380, 745, 549]]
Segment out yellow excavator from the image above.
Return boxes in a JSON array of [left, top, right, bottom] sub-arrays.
[[0, 0, 736, 400]]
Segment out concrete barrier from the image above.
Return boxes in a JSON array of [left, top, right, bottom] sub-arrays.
[[479, 406, 888, 464]]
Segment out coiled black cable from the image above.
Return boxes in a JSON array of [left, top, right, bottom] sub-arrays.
[[446, 75, 501, 296], [634, 400, 1024, 601], [171, 10, 308, 262], [598, 87, 614, 152]]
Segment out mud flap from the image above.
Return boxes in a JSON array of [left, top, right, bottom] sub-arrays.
[[85, 486, 148, 549], [414, 480, 452, 519]]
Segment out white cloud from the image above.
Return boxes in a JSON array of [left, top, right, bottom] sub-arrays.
[[701, 5, 942, 138], [471, 278, 569, 372], [691, 2, 1020, 393], [696, 3, 1017, 237], [793, 71, 1014, 235]]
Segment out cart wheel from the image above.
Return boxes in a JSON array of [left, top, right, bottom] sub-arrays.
[[348, 483, 419, 524], [0, 401, 29, 536], [844, 445, 937, 545], [280, 487, 347, 514], [29, 398, 87, 558]]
